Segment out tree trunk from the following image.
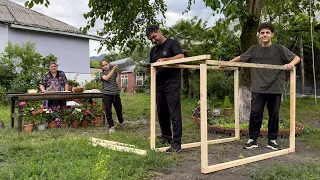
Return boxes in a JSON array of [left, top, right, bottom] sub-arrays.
[[300, 37, 305, 94], [238, 0, 262, 123]]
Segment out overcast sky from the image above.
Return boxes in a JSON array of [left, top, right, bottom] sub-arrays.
[[12, 0, 221, 56]]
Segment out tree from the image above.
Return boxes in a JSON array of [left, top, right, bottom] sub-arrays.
[[24, 0, 320, 122], [25, 0, 167, 52]]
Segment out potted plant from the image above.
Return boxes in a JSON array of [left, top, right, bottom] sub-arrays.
[[80, 102, 94, 127], [92, 103, 104, 127], [35, 107, 48, 130], [19, 101, 36, 132], [59, 106, 73, 128], [222, 96, 233, 116], [46, 106, 60, 128], [70, 108, 83, 128]]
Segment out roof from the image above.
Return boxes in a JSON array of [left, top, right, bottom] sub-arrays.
[[0, 0, 101, 40]]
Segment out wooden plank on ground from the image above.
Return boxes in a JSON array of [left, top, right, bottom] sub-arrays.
[[91, 138, 147, 155]]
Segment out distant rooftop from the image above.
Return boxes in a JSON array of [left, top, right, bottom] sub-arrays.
[[0, 0, 101, 40]]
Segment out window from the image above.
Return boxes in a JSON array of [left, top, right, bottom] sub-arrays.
[[136, 73, 144, 86], [121, 75, 128, 87]]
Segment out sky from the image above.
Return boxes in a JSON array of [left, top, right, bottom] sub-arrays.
[[11, 0, 221, 56]]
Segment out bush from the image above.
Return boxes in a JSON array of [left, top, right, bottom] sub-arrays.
[[189, 70, 234, 101], [68, 80, 79, 87], [0, 85, 7, 105], [84, 81, 102, 90], [223, 96, 232, 108]]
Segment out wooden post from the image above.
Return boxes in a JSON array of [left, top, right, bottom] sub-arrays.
[[11, 99, 15, 128], [18, 101, 22, 132], [289, 69, 296, 152], [200, 61, 208, 173], [150, 65, 157, 149], [234, 70, 240, 139]]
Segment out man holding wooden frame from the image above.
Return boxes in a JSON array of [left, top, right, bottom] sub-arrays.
[[228, 22, 300, 150]]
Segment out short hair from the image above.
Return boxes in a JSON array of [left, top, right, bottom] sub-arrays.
[[257, 22, 274, 33], [48, 62, 57, 67], [146, 24, 159, 36]]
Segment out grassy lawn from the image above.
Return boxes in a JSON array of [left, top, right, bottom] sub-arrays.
[[0, 93, 319, 179]]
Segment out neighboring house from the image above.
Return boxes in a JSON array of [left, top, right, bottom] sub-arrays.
[[90, 57, 146, 93], [0, 0, 101, 85]]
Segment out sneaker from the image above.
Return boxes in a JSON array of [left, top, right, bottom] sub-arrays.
[[267, 140, 282, 150], [243, 139, 258, 149], [165, 146, 181, 154], [109, 126, 115, 133]]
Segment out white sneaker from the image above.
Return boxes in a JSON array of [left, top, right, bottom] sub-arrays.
[[109, 127, 115, 133]]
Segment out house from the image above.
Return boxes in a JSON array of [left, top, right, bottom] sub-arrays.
[[90, 57, 146, 93], [0, 0, 101, 84]]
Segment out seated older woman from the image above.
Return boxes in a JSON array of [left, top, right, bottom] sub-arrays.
[[39, 62, 69, 107]]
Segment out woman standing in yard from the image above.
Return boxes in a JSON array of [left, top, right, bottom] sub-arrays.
[[39, 62, 69, 107], [100, 59, 124, 133]]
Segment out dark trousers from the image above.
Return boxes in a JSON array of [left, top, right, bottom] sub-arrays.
[[249, 92, 281, 141], [103, 94, 124, 128], [156, 85, 182, 148]]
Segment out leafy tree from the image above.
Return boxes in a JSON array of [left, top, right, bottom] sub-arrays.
[[25, 0, 167, 52], [24, 0, 320, 122], [3, 41, 57, 93]]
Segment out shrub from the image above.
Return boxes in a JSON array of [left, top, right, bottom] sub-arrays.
[[84, 81, 102, 90], [222, 96, 232, 108], [0, 85, 7, 105]]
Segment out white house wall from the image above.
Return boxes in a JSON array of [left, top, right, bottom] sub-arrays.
[[0, 24, 8, 52], [7, 28, 92, 85]]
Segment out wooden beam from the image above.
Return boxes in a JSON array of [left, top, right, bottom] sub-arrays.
[[202, 149, 291, 174], [92, 138, 136, 148], [156, 137, 237, 152], [152, 55, 211, 67], [150, 65, 157, 149], [206, 60, 288, 70], [162, 64, 238, 71], [289, 69, 296, 152], [200, 62, 208, 172], [91, 138, 147, 156], [234, 70, 240, 139]]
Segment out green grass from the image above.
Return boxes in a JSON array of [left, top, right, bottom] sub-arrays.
[[0, 129, 176, 179], [0, 94, 320, 179], [248, 163, 320, 180]]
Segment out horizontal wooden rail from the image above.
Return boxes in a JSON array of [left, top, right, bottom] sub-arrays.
[[162, 64, 238, 71], [206, 60, 289, 70], [152, 55, 210, 67]]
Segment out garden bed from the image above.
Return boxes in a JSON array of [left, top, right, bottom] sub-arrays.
[[193, 116, 305, 138]]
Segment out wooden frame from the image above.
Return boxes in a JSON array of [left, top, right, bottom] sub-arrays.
[[92, 54, 296, 174], [150, 55, 296, 174]]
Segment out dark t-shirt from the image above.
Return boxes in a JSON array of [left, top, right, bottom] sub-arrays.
[[101, 71, 120, 95], [149, 38, 183, 89], [240, 44, 297, 94]]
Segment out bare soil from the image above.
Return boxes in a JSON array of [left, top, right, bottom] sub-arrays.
[[152, 133, 319, 180]]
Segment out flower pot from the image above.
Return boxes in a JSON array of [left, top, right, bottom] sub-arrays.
[[48, 121, 58, 128], [71, 120, 79, 128], [81, 119, 90, 128], [36, 123, 47, 130], [93, 118, 102, 127], [23, 124, 34, 132], [223, 108, 233, 116]]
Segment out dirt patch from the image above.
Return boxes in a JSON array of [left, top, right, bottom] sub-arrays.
[[152, 134, 319, 180]]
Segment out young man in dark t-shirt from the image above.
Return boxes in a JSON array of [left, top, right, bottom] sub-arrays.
[[146, 24, 184, 153], [229, 22, 300, 150]]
